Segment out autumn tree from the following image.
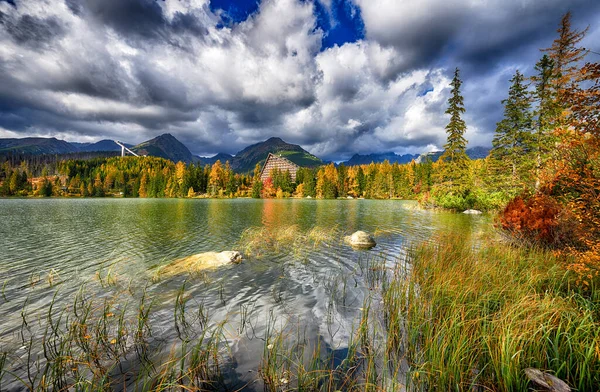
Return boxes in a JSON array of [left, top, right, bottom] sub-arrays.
[[544, 11, 588, 112], [208, 160, 223, 195], [531, 55, 559, 189], [139, 172, 148, 198]]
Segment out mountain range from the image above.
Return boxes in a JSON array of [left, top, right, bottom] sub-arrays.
[[0, 134, 490, 172]]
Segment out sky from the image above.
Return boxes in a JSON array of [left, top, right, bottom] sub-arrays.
[[0, 0, 599, 160]]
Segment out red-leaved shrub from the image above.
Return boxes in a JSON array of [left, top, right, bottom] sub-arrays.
[[499, 194, 573, 247]]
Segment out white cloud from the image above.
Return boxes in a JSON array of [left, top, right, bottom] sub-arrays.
[[3, 0, 596, 159]]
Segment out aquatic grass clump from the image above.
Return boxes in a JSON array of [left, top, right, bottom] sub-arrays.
[[401, 235, 600, 391], [0, 281, 233, 391], [238, 225, 339, 259]]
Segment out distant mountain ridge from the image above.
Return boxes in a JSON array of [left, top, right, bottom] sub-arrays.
[[198, 153, 234, 166], [0, 134, 491, 170], [415, 146, 491, 163], [77, 140, 132, 152], [0, 137, 77, 155], [343, 152, 419, 166], [343, 147, 491, 166]]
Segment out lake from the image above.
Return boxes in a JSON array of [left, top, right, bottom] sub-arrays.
[[0, 198, 489, 390]]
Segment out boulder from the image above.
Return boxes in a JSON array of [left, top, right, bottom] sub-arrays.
[[463, 209, 483, 215], [524, 368, 570, 392], [159, 251, 243, 277], [344, 231, 376, 249]]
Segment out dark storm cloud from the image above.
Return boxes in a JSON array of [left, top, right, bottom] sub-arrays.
[[64, 0, 82, 15], [1, 0, 599, 160], [3, 14, 65, 48], [80, 0, 167, 40], [75, 0, 209, 48]]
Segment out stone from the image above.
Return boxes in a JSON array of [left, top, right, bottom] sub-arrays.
[[159, 251, 243, 277], [463, 209, 483, 215], [344, 231, 376, 249], [524, 368, 570, 392]]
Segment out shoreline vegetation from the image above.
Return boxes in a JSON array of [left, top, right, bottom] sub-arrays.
[[0, 235, 597, 391]]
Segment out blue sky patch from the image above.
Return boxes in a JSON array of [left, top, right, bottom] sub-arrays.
[[209, 0, 260, 26], [314, 0, 364, 49], [209, 0, 364, 49]]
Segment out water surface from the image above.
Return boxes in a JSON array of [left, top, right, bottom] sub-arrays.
[[0, 198, 489, 389]]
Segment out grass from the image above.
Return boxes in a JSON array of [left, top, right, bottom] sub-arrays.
[[0, 234, 598, 390], [399, 234, 600, 391]]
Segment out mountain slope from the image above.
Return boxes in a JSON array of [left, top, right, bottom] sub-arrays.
[[75, 139, 132, 152], [0, 137, 77, 155], [230, 137, 323, 173], [131, 133, 195, 163], [416, 146, 491, 163]]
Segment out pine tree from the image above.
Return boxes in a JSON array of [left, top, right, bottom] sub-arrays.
[[440, 68, 468, 164], [436, 68, 470, 195], [491, 70, 534, 189]]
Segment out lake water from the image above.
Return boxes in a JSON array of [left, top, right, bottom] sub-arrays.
[[0, 198, 489, 390]]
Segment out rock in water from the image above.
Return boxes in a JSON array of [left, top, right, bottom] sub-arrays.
[[159, 251, 243, 278], [524, 368, 570, 392], [344, 231, 376, 249], [463, 209, 482, 215]]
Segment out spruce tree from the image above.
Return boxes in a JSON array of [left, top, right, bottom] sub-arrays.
[[436, 67, 471, 196], [440, 68, 469, 164], [491, 70, 534, 188]]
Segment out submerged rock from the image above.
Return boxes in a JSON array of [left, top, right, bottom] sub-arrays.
[[344, 231, 376, 249], [463, 209, 483, 215], [159, 251, 242, 277]]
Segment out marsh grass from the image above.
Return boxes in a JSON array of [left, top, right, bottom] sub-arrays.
[[238, 225, 339, 259], [401, 235, 600, 391]]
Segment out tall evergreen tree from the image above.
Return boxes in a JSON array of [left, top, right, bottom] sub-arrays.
[[440, 68, 468, 164], [491, 70, 534, 188], [435, 67, 471, 196]]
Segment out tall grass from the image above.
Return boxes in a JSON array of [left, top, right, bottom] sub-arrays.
[[400, 235, 600, 391]]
